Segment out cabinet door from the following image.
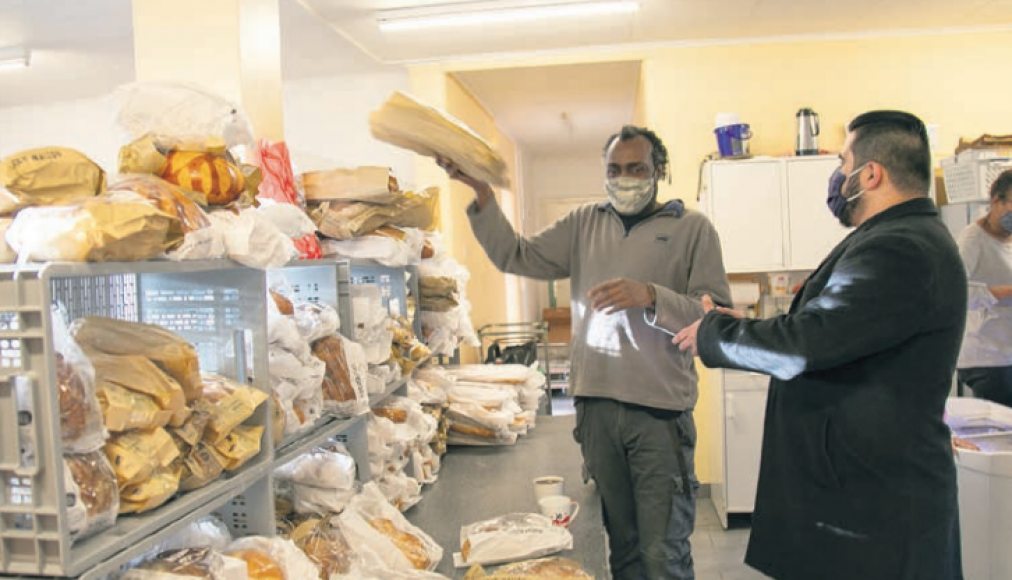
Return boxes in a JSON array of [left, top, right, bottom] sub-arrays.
[[786, 158, 848, 270], [708, 161, 786, 272], [725, 385, 768, 512]]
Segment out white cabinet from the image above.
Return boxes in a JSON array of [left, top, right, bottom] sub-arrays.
[[704, 156, 848, 273], [709, 159, 786, 272], [710, 369, 769, 528]]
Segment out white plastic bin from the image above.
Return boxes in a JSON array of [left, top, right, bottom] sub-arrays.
[[946, 397, 1012, 580]]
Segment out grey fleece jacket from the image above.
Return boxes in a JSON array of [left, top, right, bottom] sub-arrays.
[[467, 198, 731, 411]]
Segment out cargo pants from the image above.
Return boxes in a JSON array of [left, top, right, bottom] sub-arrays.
[[574, 397, 699, 580]]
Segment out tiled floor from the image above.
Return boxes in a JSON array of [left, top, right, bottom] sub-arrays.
[[693, 499, 770, 580]]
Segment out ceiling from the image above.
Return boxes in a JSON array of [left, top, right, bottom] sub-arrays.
[[455, 61, 639, 155], [1, 0, 1010, 152], [302, 0, 1012, 63]]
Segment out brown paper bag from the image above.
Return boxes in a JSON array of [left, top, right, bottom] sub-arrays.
[[300, 166, 400, 204]]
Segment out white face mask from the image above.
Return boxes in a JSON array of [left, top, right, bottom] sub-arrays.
[[605, 176, 655, 215]]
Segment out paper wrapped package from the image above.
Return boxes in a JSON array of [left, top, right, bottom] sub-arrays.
[[301, 166, 400, 204], [370, 92, 509, 188], [455, 514, 572, 568], [71, 317, 203, 402], [312, 187, 437, 241], [0, 147, 105, 213], [5, 193, 182, 262], [463, 557, 592, 579]]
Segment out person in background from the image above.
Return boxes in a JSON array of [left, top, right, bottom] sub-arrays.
[[672, 111, 966, 580], [956, 169, 1012, 406], [438, 125, 731, 580]]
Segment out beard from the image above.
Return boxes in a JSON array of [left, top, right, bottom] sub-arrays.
[[837, 176, 864, 227]]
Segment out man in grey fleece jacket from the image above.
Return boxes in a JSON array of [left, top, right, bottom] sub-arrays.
[[439, 125, 730, 579]]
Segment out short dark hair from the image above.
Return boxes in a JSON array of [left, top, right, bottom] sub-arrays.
[[990, 169, 1012, 201], [847, 110, 931, 196], [603, 125, 669, 180]]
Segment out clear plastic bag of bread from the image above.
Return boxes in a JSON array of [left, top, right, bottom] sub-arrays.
[[338, 482, 443, 572], [71, 316, 203, 402], [111, 174, 211, 234], [227, 535, 321, 580], [64, 451, 118, 543], [290, 515, 356, 578], [295, 302, 340, 344], [312, 334, 369, 418], [5, 192, 184, 263], [457, 513, 573, 568], [274, 443, 359, 515], [226, 548, 285, 580], [120, 547, 224, 580], [463, 557, 592, 579], [52, 306, 107, 454]]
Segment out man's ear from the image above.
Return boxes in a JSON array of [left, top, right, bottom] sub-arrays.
[[865, 161, 885, 190]]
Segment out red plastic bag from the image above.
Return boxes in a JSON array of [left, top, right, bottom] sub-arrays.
[[254, 140, 321, 260]]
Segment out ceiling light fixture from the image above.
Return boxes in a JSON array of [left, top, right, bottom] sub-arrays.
[[377, 1, 639, 33], [0, 47, 30, 71]]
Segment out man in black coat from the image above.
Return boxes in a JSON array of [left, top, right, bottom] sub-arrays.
[[673, 111, 966, 580]]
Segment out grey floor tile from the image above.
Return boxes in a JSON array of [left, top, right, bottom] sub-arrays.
[[709, 527, 750, 548], [721, 567, 773, 579]]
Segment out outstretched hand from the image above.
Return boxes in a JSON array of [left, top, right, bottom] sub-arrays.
[[671, 293, 743, 355]]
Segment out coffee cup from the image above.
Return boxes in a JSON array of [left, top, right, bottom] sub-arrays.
[[538, 494, 580, 527], [533, 475, 564, 500]]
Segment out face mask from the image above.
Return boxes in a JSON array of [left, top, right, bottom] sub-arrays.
[[826, 162, 868, 226], [605, 176, 655, 215], [1000, 210, 1012, 234]]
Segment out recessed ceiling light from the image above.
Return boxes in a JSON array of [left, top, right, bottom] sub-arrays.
[[377, 1, 639, 33], [0, 47, 30, 71]]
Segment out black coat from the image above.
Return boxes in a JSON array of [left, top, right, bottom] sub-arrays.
[[698, 198, 966, 580]]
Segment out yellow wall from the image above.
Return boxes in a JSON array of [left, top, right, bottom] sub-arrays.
[[408, 68, 522, 363], [642, 30, 1012, 207], [413, 27, 1012, 482]]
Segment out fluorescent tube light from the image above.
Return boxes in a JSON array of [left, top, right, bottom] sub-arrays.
[[0, 47, 30, 71], [377, 1, 639, 33]]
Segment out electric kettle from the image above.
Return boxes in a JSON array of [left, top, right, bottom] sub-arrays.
[[796, 108, 820, 156]]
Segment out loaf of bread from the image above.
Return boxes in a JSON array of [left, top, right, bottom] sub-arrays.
[[291, 517, 354, 578], [368, 517, 430, 570], [57, 352, 104, 450], [450, 423, 496, 439], [270, 290, 294, 315], [373, 407, 409, 423], [64, 451, 118, 540], [464, 557, 593, 579], [311, 336, 356, 403], [225, 549, 284, 580]]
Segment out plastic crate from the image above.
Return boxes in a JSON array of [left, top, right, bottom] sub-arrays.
[[350, 261, 409, 319], [941, 154, 1012, 204], [0, 260, 272, 578], [268, 258, 353, 340]]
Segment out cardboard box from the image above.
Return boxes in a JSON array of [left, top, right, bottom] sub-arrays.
[[543, 307, 571, 344]]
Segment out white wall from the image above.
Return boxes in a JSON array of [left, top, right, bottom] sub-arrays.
[[283, 70, 416, 186], [0, 95, 125, 173], [0, 69, 415, 187], [521, 151, 606, 313]]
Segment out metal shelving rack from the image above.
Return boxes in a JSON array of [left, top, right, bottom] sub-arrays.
[[476, 322, 554, 415]]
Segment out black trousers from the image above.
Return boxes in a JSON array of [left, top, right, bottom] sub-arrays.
[[958, 365, 1012, 407]]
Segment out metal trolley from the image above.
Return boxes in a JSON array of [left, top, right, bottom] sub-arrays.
[[476, 322, 554, 415]]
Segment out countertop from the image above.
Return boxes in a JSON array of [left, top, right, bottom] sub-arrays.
[[406, 415, 610, 578]]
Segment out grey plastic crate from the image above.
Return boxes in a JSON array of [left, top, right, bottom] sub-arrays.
[[0, 260, 272, 578], [268, 258, 353, 340], [350, 260, 409, 319]]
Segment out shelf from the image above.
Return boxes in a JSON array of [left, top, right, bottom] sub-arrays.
[[0, 258, 246, 278], [273, 413, 368, 469], [69, 460, 270, 578], [370, 376, 409, 409]]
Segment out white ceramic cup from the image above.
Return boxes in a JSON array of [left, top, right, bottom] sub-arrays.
[[539, 494, 580, 527], [533, 475, 564, 501]]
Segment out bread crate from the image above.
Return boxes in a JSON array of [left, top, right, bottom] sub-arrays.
[[0, 260, 273, 578], [941, 152, 1012, 204]]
